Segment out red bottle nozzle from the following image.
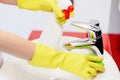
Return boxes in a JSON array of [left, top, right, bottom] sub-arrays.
[[63, 5, 74, 20], [68, 5, 74, 12]]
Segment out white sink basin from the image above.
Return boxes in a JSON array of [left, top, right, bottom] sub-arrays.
[[0, 36, 120, 80]]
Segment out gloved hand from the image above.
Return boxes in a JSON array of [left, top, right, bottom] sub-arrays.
[[17, 0, 73, 24], [29, 43, 105, 78]]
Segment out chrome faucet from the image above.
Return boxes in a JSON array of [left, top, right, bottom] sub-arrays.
[[64, 20, 104, 56]]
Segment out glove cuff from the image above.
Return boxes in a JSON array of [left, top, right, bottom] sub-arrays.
[[29, 43, 66, 68]]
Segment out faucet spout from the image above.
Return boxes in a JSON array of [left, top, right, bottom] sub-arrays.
[[64, 20, 104, 56]]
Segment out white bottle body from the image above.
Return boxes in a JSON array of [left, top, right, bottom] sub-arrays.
[[39, 15, 63, 49]]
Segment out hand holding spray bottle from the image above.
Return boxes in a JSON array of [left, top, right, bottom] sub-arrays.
[[39, 0, 74, 48], [38, 0, 74, 80]]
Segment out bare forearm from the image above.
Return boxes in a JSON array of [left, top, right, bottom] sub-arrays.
[[0, 0, 17, 5], [0, 30, 35, 60]]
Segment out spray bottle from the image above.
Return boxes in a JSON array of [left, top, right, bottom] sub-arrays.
[[39, 0, 74, 48], [39, 0, 74, 80]]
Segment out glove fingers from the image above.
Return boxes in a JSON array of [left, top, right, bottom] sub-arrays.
[[87, 56, 103, 62], [87, 68, 97, 77], [56, 17, 66, 25], [70, 11, 74, 17], [89, 62, 105, 72], [52, 2, 66, 24], [52, 2, 64, 17], [83, 72, 93, 78], [80, 66, 96, 78]]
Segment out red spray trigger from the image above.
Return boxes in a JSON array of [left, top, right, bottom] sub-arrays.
[[63, 5, 74, 19], [63, 9, 70, 19]]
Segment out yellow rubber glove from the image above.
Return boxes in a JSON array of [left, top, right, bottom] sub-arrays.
[[29, 43, 105, 78], [17, 0, 66, 24]]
